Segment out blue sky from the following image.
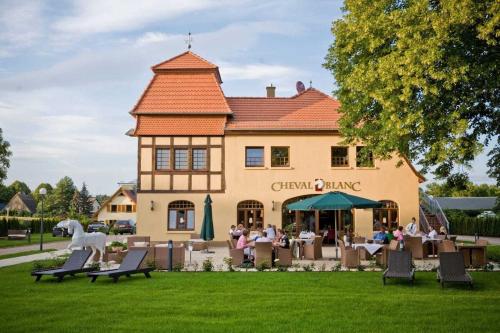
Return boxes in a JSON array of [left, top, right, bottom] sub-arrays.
[[0, 0, 495, 195]]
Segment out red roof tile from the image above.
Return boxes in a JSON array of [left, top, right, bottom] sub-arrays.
[[225, 88, 341, 130], [134, 115, 226, 136], [132, 72, 231, 114]]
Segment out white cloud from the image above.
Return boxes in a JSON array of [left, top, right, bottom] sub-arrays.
[[135, 32, 172, 46], [0, 0, 45, 55], [221, 63, 303, 80], [53, 0, 239, 35]]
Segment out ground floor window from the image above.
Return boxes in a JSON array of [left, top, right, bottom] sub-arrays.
[[237, 200, 264, 230], [373, 200, 398, 230], [168, 200, 195, 231]]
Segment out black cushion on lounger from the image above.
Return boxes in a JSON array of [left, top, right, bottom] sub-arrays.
[[437, 252, 473, 287], [31, 249, 93, 281], [383, 250, 415, 284]]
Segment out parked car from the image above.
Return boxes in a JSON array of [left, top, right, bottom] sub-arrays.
[[477, 211, 497, 219], [52, 221, 69, 237], [113, 220, 135, 235], [87, 222, 109, 234]]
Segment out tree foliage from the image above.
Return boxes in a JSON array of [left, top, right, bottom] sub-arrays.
[[8, 180, 31, 195], [32, 183, 53, 203], [43, 176, 76, 216], [324, 0, 499, 184], [426, 176, 500, 197], [0, 128, 12, 184]]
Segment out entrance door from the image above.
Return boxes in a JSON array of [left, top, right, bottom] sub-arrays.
[[237, 200, 264, 230]]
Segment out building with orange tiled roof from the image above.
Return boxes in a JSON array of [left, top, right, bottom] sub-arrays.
[[130, 51, 423, 242]]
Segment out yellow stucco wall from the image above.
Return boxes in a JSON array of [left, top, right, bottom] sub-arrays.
[[136, 135, 420, 241]]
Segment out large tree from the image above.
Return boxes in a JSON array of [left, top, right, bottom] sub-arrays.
[[79, 183, 93, 216], [0, 128, 12, 184], [44, 176, 76, 216], [8, 180, 31, 195], [324, 0, 499, 184]]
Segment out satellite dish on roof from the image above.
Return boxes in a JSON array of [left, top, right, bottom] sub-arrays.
[[296, 81, 306, 93]]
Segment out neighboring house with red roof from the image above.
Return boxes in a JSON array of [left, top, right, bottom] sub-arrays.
[[93, 184, 137, 225], [129, 51, 424, 241]]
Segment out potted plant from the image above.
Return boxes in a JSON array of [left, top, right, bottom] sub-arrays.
[[110, 241, 126, 252]]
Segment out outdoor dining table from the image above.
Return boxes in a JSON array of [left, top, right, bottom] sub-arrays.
[[352, 243, 384, 255], [456, 243, 487, 268]]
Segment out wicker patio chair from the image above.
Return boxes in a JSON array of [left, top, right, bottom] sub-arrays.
[[338, 239, 359, 268], [404, 236, 426, 259], [126, 236, 150, 249], [437, 252, 473, 288], [254, 242, 273, 267], [276, 247, 292, 267], [437, 240, 457, 253], [226, 240, 244, 266], [382, 250, 415, 285], [303, 236, 323, 260], [154, 244, 185, 270], [375, 240, 399, 267]]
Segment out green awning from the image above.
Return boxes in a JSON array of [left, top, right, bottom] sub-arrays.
[[200, 194, 215, 241], [286, 191, 383, 211]]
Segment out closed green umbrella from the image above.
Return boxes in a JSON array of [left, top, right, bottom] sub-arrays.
[[200, 194, 214, 241], [287, 191, 382, 259]]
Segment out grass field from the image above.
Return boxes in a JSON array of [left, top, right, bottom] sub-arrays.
[[1, 263, 499, 333], [0, 249, 57, 260], [0, 233, 66, 248]]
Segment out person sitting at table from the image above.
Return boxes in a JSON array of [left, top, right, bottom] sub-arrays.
[[229, 225, 236, 238], [236, 229, 252, 257], [427, 225, 438, 239], [374, 226, 387, 242], [439, 225, 447, 235], [385, 228, 395, 244], [273, 229, 290, 249], [256, 231, 272, 243], [266, 224, 276, 240], [233, 224, 244, 239], [405, 217, 417, 236], [393, 225, 404, 241]]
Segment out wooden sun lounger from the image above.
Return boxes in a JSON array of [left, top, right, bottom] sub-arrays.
[[437, 252, 473, 289], [31, 249, 93, 282], [383, 250, 415, 285], [87, 249, 153, 283]]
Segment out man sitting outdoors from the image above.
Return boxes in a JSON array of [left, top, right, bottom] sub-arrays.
[[374, 226, 387, 242]]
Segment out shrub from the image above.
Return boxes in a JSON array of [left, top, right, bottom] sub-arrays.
[[172, 263, 183, 272], [302, 263, 315, 272], [110, 241, 126, 248], [88, 262, 101, 271], [202, 258, 213, 272], [448, 216, 500, 237], [331, 263, 341, 272], [223, 257, 235, 272], [276, 264, 288, 272], [256, 262, 270, 271]]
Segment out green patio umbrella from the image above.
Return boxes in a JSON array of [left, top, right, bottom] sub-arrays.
[[200, 194, 214, 243], [287, 191, 382, 259]]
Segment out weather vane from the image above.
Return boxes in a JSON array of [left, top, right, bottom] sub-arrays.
[[309, 80, 312, 88], [185, 32, 193, 50]]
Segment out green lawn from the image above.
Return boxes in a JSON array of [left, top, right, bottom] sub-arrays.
[[1, 264, 499, 332], [0, 233, 67, 248], [0, 249, 56, 260]]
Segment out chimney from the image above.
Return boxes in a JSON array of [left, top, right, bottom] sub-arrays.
[[266, 84, 276, 98]]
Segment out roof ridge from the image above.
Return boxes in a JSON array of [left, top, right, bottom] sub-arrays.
[[151, 51, 218, 70]]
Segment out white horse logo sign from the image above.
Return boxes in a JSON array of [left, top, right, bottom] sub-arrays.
[[314, 178, 325, 191]]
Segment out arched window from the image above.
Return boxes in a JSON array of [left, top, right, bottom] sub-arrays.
[[237, 200, 264, 230], [373, 200, 398, 231], [168, 200, 195, 231]]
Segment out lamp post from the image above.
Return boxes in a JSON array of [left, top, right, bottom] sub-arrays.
[[39, 187, 47, 251]]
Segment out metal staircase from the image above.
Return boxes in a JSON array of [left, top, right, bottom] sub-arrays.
[[419, 189, 449, 232]]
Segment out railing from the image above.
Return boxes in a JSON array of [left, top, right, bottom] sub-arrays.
[[419, 190, 450, 231], [419, 206, 431, 233]]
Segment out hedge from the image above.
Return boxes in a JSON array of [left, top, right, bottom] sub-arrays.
[[0, 218, 91, 236], [448, 216, 500, 237]]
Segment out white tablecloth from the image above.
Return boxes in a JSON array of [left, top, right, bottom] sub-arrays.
[[352, 243, 383, 255]]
